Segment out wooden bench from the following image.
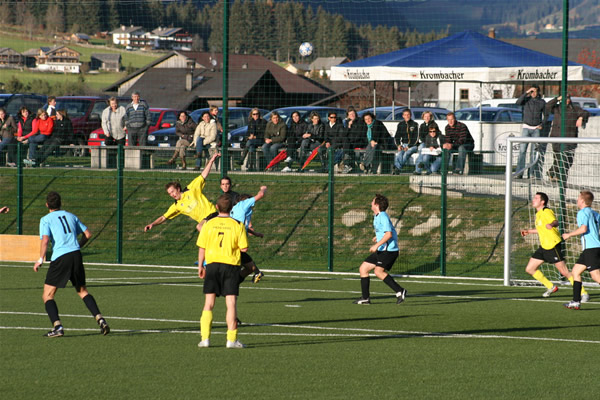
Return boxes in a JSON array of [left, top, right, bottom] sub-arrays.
[[0, 234, 40, 262]]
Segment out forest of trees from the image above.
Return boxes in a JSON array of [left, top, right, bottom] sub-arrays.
[[0, 0, 448, 62]]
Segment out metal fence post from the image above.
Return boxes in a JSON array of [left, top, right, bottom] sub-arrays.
[[328, 147, 334, 272], [116, 144, 124, 263], [16, 142, 23, 234], [440, 149, 448, 276]]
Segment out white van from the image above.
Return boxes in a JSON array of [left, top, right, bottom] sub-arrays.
[[479, 98, 520, 108], [481, 96, 598, 109]]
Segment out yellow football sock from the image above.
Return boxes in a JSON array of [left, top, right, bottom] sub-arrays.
[[568, 276, 588, 295], [200, 310, 213, 341], [227, 329, 238, 343], [532, 270, 554, 289]]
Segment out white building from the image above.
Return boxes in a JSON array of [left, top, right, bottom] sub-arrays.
[[110, 25, 145, 48]]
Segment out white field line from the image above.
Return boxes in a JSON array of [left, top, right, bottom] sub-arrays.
[[0, 311, 598, 344]]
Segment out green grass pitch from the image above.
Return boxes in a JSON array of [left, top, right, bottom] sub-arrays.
[[1, 261, 598, 399]]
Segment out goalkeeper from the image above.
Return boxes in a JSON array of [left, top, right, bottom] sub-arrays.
[[562, 191, 600, 310], [520, 192, 589, 299]]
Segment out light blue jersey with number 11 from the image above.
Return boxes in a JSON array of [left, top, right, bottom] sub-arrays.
[[373, 211, 398, 252], [39, 210, 87, 261], [577, 207, 600, 250]]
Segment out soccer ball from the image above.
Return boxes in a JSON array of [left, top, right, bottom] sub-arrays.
[[299, 42, 313, 57]]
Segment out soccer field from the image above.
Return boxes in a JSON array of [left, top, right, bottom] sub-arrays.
[[1, 261, 599, 399]]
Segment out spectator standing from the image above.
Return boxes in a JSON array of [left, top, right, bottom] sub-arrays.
[[101, 97, 127, 146], [18, 109, 54, 165], [36, 110, 73, 165], [46, 96, 57, 119], [241, 108, 266, 171], [168, 111, 197, 170], [442, 112, 474, 175], [299, 112, 325, 171], [515, 85, 546, 179], [393, 109, 420, 174], [282, 111, 306, 172], [262, 111, 287, 170], [193, 111, 218, 171], [546, 95, 589, 182], [0, 107, 17, 166], [124, 91, 151, 146]]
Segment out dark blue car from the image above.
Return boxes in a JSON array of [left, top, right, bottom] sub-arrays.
[[147, 107, 268, 147]]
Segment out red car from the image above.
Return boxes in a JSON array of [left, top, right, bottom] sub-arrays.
[[87, 108, 178, 146]]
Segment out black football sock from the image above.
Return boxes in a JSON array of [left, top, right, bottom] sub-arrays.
[[82, 294, 101, 317], [383, 275, 403, 293], [360, 277, 370, 299], [44, 299, 60, 325], [573, 280, 582, 302]]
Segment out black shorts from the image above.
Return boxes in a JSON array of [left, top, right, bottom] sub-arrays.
[[45, 250, 86, 289], [576, 248, 600, 271], [531, 242, 565, 264], [241, 252, 253, 265], [364, 250, 399, 271], [203, 262, 241, 297]]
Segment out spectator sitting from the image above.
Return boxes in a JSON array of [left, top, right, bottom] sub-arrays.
[[36, 109, 73, 166], [0, 107, 17, 167], [193, 111, 217, 171], [393, 109, 419, 174], [168, 111, 197, 170], [241, 108, 266, 171], [18, 108, 54, 166], [262, 111, 287, 170], [345, 107, 367, 172], [442, 112, 474, 175], [361, 112, 390, 174], [322, 111, 350, 173], [416, 122, 443, 175], [299, 111, 324, 171], [414, 111, 435, 174], [282, 111, 307, 172]]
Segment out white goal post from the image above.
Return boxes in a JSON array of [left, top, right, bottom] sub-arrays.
[[503, 136, 600, 286]]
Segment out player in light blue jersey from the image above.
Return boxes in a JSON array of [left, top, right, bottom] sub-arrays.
[[33, 191, 109, 337], [353, 194, 406, 305], [231, 186, 267, 284], [562, 190, 600, 310]]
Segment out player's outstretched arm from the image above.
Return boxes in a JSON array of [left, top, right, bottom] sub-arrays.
[[145, 216, 167, 232], [34, 236, 50, 272], [0, 206, 9, 214], [254, 186, 267, 202], [201, 152, 221, 179]]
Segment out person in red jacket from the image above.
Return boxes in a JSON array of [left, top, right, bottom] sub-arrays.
[[17, 108, 54, 165]]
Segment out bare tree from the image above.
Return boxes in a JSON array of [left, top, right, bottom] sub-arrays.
[[46, 4, 65, 36]]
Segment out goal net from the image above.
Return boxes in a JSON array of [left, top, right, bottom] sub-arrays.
[[503, 136, 600, 286]]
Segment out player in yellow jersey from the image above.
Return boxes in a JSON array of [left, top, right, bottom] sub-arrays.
[[520, 192, 589, 299], [144, 152, 220, 233], [197, 194, 248, 349]]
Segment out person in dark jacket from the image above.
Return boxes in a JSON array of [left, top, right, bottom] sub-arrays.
[[36, 109, 73, 165], [442, 112, 474, 175], [0, 107, 17, 166], [262, 112, 287, 170], [414, 111, 435, 174], [419, 122, 443, 174], [546, 95, 589, 182], [515, 85, 546, 178], [345, 108, 366, 172], [282, 111, 307, 172], [168, 111, 197, 169], [299, 112, 325, 171], [362, 112, 390, 174], [124, 91, 151, 146], [393, 109, 420, 173], [321, 111, 349, 173], [242, 108, 266, 171]]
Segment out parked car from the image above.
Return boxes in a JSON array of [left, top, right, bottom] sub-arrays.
[[383, 106, 451, 122], [454, 107, 523, 122], [228, 106, 345, 144], [54, 96, 118, 146], [148, 107, 268, 147], [87, 108, 178, 146], [1, 93, 47, 117]]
